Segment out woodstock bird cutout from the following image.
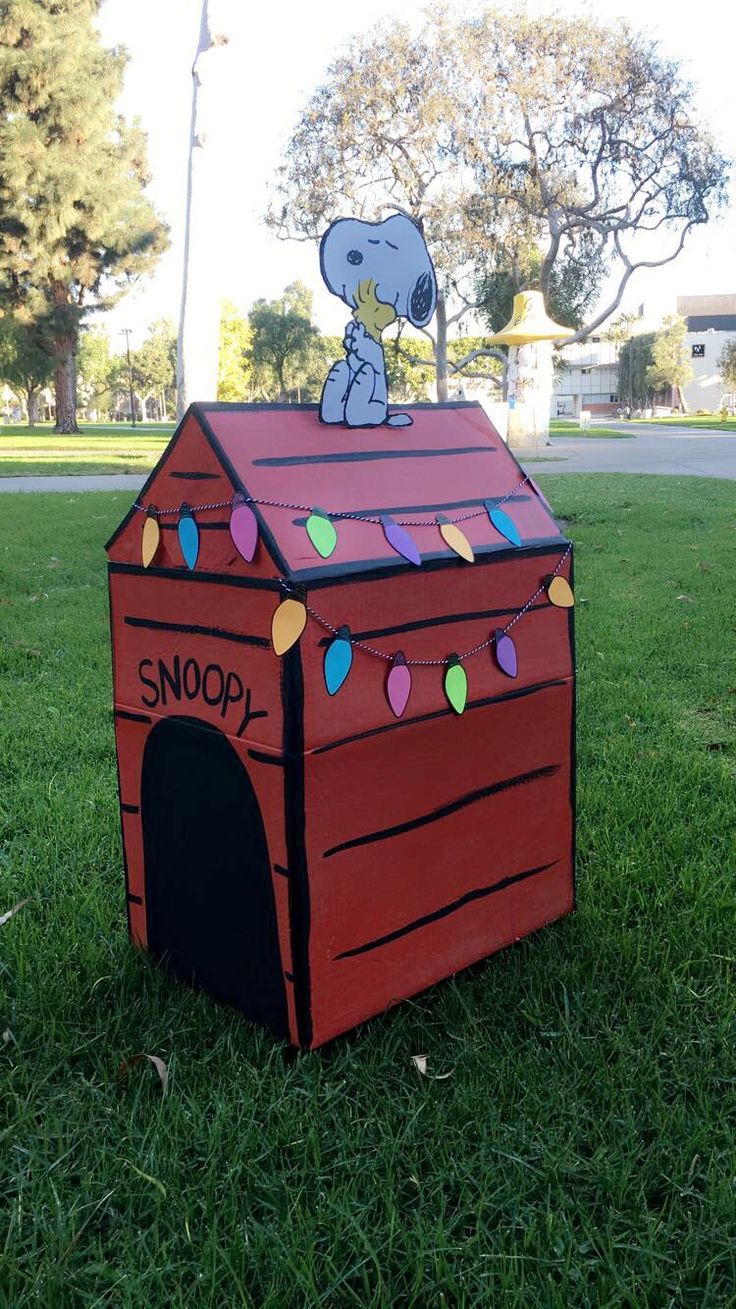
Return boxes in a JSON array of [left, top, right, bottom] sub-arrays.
[[319, 213, 437, 428]]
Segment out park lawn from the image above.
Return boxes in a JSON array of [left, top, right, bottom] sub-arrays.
[[549, 421, 633, 439], [631, 416, 736, 431], [1, 477, 734, 1306], [0, 426, 171, 476]]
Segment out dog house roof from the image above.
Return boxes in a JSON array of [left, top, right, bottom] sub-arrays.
[[108, 402, 566, 583]]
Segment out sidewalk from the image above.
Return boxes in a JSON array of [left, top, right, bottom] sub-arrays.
[[0, 428, 734, 492]]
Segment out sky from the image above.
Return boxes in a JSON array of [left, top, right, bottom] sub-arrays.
[[96, 0, 736, 351]]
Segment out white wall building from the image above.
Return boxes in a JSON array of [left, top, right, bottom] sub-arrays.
[[678, 294, 736, 412], [550, 336, 621, 417]]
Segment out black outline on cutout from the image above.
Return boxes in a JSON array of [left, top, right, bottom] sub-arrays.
[[567, 552, 577, 910], [281, 643, 312, 1048], [313, 678, 569, 756], [108, 574, 133, 938], [123, 615, 270, 648], [323, 764, 560, 859], [334, 861, 558, 959]]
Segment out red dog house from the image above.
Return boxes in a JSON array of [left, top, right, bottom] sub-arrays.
[[106, 402, 575, 1048]]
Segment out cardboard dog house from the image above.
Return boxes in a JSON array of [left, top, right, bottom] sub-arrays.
[[106, 402, 575, 1048]]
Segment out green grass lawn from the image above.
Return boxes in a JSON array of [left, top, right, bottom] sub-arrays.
[[1, 478, 735, 1306], [631, 416, 736, 431], [549, 421, 633, 439], [0, 423, 172, 476]]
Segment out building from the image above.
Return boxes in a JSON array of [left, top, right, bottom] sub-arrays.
[[677, 294, 736, 412], [106, 401, 575, 1047], [550, 336, 621, 417]]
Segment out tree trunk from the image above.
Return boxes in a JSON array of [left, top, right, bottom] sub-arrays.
[[54, 336, 79, 434], [177, 2, 231, 417], [26, 387, 39, 428], [435, 293, 449, 402]]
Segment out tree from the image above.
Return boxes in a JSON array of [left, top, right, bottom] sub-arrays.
[[247, 283, 321, 401], [270, 9, 727, 395], [218, 303, 252, 402], [0, 1, 168, 432], [477, 236, 605, 337], [646, 315, 693, 408], [617, 333, 655, 406], [177, 0, 231, 417], [132, 319, 177, 417], [606, 312, 640, 409], [77, 327, 116, 418], [268, 15, 484, 400], [462, 11, 728, 342], [0, 316, 53, 425], [717, 341, 736, 397]]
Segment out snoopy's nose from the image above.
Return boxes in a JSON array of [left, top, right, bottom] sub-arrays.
[[347, 249, 363, 265]]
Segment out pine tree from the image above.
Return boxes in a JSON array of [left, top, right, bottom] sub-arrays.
[[0, 1, 168, 432]]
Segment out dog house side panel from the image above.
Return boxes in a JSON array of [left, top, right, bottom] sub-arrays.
[[298, 546, 574, 753], [303, 674, 575, 1047]]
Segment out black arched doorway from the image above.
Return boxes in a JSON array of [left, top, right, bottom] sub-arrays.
[[141, 716, 288, 1037]]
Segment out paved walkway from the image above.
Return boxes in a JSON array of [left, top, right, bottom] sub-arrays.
[[529, 429, 736, 478], [0, 427, 734, 492]]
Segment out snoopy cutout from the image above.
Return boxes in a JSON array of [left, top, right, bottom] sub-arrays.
[[319, 214, 437, 428]]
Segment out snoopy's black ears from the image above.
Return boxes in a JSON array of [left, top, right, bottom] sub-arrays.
[[409, 271, 436, 327]]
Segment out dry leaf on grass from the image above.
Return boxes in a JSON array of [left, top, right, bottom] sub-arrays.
[[0, 899, 28, 928], [118, 1052, 168, 1092], [411, 1054, 453, 1080], [676, 594, 694, 602]]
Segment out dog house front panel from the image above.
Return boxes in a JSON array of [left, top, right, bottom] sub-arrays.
[[108, 567, 308, 1043]]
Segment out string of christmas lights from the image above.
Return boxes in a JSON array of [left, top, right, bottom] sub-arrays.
[[132, 475, 533, 570], [271, 543, 574, 716]]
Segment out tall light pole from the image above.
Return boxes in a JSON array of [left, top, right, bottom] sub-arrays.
[[120, 328, 136, 427]]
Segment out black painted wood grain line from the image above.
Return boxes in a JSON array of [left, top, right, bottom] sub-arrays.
[[322, 765, 560, 859], [123, 616, 270, 648], [120, 803, 140, 814], [247, 748, 286, 767], [313, 680, 568, 757], [253, 445, 495, 468], [168, 470, 222, 481], [160, 521, 230, 531], [334, 861, 558, 959], [290, 495, 532, 525], [114, 709, 152, 724], [316, 601, 549, 646]]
